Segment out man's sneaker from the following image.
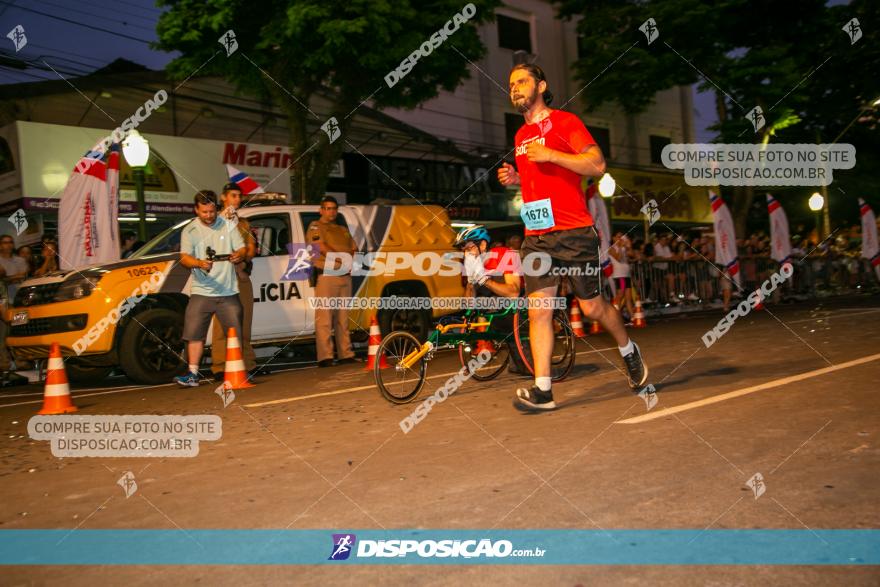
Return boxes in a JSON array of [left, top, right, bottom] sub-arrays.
[[174, 372, 202, 387], [622, 342, 649, 389], [514, 386, 557, 411]]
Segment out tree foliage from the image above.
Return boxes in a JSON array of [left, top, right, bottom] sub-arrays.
[[156, 0, 500, 202], [556, 0, 879, 231]]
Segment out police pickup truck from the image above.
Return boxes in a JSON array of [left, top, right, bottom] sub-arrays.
[[7, 201, 463, 384]]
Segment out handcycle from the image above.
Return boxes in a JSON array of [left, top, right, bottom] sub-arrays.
[[374, 299, 577, 404]]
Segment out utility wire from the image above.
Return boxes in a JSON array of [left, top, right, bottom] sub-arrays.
[[0, 2, 153, 44]]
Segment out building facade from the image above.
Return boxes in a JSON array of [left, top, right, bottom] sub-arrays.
[[0, 0, 709, 244]]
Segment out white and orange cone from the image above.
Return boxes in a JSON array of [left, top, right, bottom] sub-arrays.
[[589, 319, 604, 335], [365, 315, 389, 370], [223, 328, 255, 389], [632, 300, 647, 328], [569, 304, 587, 337], [38, 342, 77, 415]]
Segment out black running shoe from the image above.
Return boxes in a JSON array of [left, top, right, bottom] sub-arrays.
[[514, 386, 557, 411], [622, 341, 648, 389]]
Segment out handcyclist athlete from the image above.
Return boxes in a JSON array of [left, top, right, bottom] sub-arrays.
[[455, 225, 530, 376], [497, 63, 649, 411]]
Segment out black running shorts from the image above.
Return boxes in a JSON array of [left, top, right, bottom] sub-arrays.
[[521, 225, 602, 300]]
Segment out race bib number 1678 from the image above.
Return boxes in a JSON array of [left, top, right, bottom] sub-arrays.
[[520, 198, 555, 231]]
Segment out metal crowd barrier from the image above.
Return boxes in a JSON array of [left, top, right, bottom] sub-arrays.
[[622, 256, 878, 308]]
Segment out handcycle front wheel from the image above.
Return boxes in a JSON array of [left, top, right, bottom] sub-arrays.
[[512, 308, 577, 382], [374, 330, 428, 404]]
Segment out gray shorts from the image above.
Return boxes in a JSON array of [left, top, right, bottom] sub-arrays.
[[183, 294, 243, 342]]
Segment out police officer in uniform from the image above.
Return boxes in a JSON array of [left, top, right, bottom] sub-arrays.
[[308, 196, 358, 367]]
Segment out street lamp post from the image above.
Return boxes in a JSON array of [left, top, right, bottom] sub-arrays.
[[809, 192, 824, 241], [122, 130, 150, 242], [816, 96, 880, 242], [597, 172, 634, 237]]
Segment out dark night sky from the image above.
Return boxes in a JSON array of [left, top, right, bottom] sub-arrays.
[[0, 0, 173, 81], [0, 0, 719, 141]]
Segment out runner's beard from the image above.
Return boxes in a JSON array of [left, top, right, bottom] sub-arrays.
[[512, 88, 538, 113]]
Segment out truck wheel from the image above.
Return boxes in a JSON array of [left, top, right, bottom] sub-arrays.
[[119, 308, 186, 384], [65, 360, 113, 384], [379, 306, 431, 341]]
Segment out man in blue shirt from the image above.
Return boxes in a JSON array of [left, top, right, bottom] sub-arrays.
[[174, 191, 246, 387]]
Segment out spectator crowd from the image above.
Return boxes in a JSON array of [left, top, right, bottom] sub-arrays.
[[602, 223, 877, 322]]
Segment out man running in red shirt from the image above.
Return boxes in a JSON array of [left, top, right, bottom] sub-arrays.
[[498, 63, 649, 411]]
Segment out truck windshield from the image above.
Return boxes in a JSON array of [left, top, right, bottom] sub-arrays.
[[129, 218, 193, 258]]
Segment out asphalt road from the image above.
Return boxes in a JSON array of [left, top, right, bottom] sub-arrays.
[[1, 295, 879, 585]]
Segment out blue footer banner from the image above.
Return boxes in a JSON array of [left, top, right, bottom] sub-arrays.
[[0, 530, 877, 565]]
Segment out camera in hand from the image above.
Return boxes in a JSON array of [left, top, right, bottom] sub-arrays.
[[205, 246, 231, 262]]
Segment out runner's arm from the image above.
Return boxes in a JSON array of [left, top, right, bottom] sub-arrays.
[[497, 162, 520, 186], [527, 142, 606, 177]]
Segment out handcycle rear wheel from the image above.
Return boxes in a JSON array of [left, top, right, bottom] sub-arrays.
[[458, 338, 510, 381], [375, 331, 428, 404], [512, 308, 576, 382]]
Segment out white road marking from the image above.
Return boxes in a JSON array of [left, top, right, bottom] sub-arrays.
[[617, 352, 880, 424], [243, 346, 619, 407], [786, 308, 880, 324], [244, 373, 448, 407], [0, 385, 177, 409], [6, 305, 877, 409], [3, 306, 873, 406], [0, 383, 154, 399]]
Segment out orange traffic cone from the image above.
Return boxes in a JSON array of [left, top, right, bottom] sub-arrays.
[[569, 304, 587, 337], [632, 300, 647, 328], [754, 289, 765, 311], [589, 319, 604, 334], [38, 342, 77, 415], [365, 315, 389, 370], [223, 328, 255, 389]]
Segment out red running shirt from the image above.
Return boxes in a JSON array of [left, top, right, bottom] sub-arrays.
[[514, 109, 596, 236]]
